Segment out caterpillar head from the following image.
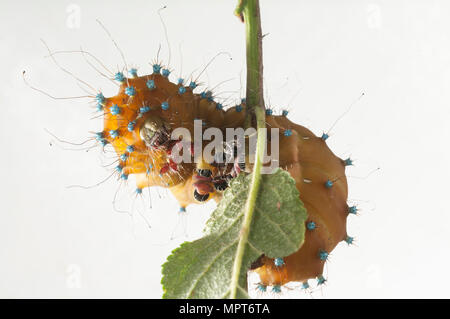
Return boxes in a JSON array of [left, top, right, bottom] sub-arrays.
[[140, 115, 172, 149], [100, 70, 248, 208]]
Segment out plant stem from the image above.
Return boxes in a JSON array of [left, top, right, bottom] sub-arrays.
[[229, 0, 266, 299]]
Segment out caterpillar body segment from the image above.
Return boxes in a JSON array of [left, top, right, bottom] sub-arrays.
[[254, 116, 349, 286]]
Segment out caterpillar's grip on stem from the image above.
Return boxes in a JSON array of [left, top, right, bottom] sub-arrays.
[[233, 0, 350, 293], [229, 0, 266, 299]]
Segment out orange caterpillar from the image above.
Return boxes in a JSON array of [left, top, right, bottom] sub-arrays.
[[96, 65, 352, 292]]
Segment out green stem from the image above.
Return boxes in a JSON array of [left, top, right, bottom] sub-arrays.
[[229, 0, 266, 299]]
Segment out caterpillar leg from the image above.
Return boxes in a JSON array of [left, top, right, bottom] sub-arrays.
[[169, 158, 220, 207], [193, 158, 216, 202]]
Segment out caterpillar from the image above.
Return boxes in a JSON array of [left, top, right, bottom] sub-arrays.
[[94, 63, 351, 291]]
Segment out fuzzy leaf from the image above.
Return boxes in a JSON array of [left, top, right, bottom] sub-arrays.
[[161, 168, 307, 299]]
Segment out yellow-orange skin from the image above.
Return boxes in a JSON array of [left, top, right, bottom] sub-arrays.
[[101, 72, 349, 286]]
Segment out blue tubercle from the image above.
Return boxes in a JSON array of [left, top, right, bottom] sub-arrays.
[[179, 206, 186, 213], [301, 281, 309, 290], [317, 275, 326, 286], [125, 86, 136, 96], [135, 188, 142, 194], [266, 109, 273, 115], [114, 72, 125, 82], [109, 130, 119, 139], [282, 110, 289, 116], [121, 173, 128, 180], [115, 165, 123, 173], [274, 258, 285, 267], [203, 91, 212, 99], [216, 103, 223, 110], [345, 236, 354, 245], [96, 103, 103, 112], [284, 129, 292, 137], [344, 158, 353, 166], [348, 205, 358, 215], [96, 92, 105, 104], [127, 121, 136, 132], [153, 64, 161, 74], [95, 133, 107, 146], [140, 105, 151, 113], [161, 101, 169, 110], [95, 132, 104, 140], [120, 153, 129, 161], [256, 284, 267, 292], [129, 68, 138, 77], [189, 81, 197, 89], [321, 132, 329, 141], [235, 104, 243, 112], [126, 145, 134, 153], [177, 78, 184, 85], [318, 249, 329, 261], [110, 104, 120, 115], [178, 86, 186, 94], [272, 285, 281, 293], [162, 69, 170, 77], [324, 179, 333, 188], [241, 98, 246, 103], [306, 221, 316, 230], [146, 79, 155, 90]]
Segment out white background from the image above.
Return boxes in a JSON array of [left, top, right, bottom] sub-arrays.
[[1, 0, 449, 298]]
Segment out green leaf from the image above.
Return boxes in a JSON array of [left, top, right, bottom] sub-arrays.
[[161, 168, 307, 299]]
